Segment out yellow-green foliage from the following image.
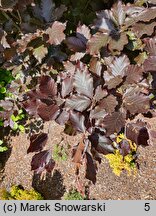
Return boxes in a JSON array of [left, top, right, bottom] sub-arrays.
[[105, 133, 137, 176], [0, 186, 43, 200], [105, 150, 137, 176], [64, 189, 84, 200]]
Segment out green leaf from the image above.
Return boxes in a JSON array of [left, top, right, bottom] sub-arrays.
[[0, 87, 6, 94], [18, 125, 25, 133], [13, 122, 18, 130], [0, 146, 8, 152], [11, 114, 17, 122]]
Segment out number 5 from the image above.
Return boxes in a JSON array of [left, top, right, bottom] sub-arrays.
[[144, 203, 150, 211]]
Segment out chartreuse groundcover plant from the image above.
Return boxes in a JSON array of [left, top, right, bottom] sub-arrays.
[[0, 185, 43, 200], [0, 0, 156, 195]]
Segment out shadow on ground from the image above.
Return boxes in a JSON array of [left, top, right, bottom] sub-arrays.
[[32, 170, 66, 200]]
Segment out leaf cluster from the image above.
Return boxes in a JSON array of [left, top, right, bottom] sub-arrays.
[[0, 0, 156, 185]]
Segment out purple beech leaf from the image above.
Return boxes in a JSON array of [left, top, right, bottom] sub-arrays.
[[74, 68, 93, 98], [93, 85, 108, 102], [41, 0, 55, 22], [69, 111, 86, 133], [23, 99, 39, 116], [94, 10, 116, 33], [99, 95, 118, 113], [33, 45, 48, 63], [125, 65, 143, 84], [104, 72, 123, 89], [144, 37, 156, 56], [72, 139, 85, 164], [90, 106, 107, 119], [27, 133, 48, 153], [66, 95, 91, 112], [39, 76, 57, 98], [45, 158, 55, 173], [104, 55, 129, 89], [89, 57, 102, 76], [109, 32, 128, 52], [85, 152, 97, 184], [126, 120, 149, 146], [97, 134, 115, 154], [63, 61, 76, 74], [76, 24, 91, 41], [66, 37, 86, 52], [31, 150, 55, 174], [108, 55, 130, 77], [37, 102, 60, 121], [143, 56, 156, 72], [61, 76, 73, 98], [55, 109, 69, 125], [112, 0, 126, 26], [0, 100, 13, 110], [46, 21, 66, 45], [125, 7, 156, 27], [132, 22, 156, 38], [103, 111, 126, 135], [89, 132, 114, 155], [66, 24, 90, 52], [119, 139, 131, 156], [70, 52, 85, 61], [123, 86, 150, 114], [87, 32, 109, 55]]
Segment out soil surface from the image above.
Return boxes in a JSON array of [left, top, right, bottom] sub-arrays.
[[0, 121, 155, 200]]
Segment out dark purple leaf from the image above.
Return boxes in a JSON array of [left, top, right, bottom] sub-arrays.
[[66, 24, 90, 52], [31, 150, 54, 174], [23, 99, 39, 116], [37, 102, 59, 121], [125, 7, 156, 26], [70, 52, 85, 61], [55, 109, 69, 125], [27, 133, 48, 153], [0, 100, 13, 110], [123, 86, 150, 114], [90, 106, 107, 119], [94, 10, 116, 33], [46, 21, 66, 45], [144, 37, 156, 56], [66, 95, 91, 112], [93, 86, 108, 102], [119, 139, 131, 156], [143, 56, 156, 72], [112, 0, 126, 26], [90, 133, 114, 154], [132, 22, 156, 38], [126, 120, 149, 146], [99, 95, 118, 113], [66, 37, 86, 52], [72, 138, 85, 164], [63, 61, 76, 74], [69, 111, 86, 133], [45, 158, 55, 173], [107, 55, 130, 77], [125, 65, 143, 84], [61, 76, 73, 98], [76, 24, 91, 41], [109, 32, 128, 52], [103, 111, 126, 135], [39, 76, 57, 98], [89, 57, 102, 76], [74, 68, 93, 98], [85, 152, 97, 184], [87, 32, 109, 55], [104, 73, 123, 89]]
